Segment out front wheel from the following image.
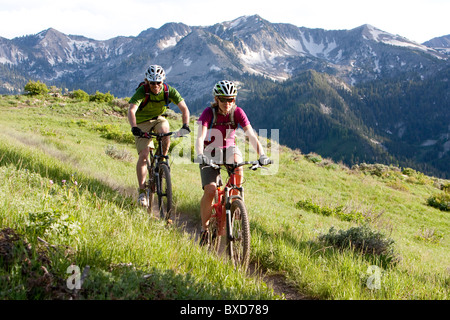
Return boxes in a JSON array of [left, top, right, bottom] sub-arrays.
[[145, 161, 155, 215], [157, 163, 173, 221], [227, 199, 250, 270]]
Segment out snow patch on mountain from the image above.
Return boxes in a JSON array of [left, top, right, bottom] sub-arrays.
[[158, 36, 178, 49], [285, 38, 305, 54], [302, 35, 337, 58], [181, 57, 192, 67], [230, 16, 249, 29], [365, 24, 441, 56]]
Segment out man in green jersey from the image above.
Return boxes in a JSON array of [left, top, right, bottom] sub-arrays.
[[128, 65, 190, 207]]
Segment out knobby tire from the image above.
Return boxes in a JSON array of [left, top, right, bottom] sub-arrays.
[[227, 199, 250, 270], [157, 163, 172, 220]]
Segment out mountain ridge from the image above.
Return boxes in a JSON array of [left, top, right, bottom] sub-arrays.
[[0, 14, 447, 98], [1, 15, 449, 178]]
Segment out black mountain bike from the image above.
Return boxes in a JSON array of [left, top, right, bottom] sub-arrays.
[[140, 131, 176, 221]]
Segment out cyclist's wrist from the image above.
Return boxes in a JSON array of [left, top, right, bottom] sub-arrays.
[[181, 123, 191, 132]]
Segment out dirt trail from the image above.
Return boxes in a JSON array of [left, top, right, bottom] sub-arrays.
[[168, 210, 309, 300]]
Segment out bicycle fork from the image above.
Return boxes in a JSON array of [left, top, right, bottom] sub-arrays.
[[224, 186, 244, 241], [225, 203, 233, 241]]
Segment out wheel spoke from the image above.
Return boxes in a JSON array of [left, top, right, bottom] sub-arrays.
[[157, 163, 172, 220], [227, 199, 250, 270]]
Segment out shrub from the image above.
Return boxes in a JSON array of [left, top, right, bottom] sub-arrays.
[[415, 227, 444, 244], [26, 209, 81, 243], [402, 167, 432, 185], [93, 123, 134, 144], [71, 89, 90, 101], [305, 152, 322, 163], [357, 163, 392, 177], [318, 225, 398, 267], [296, 199, 365, 223], [24, 80, 49, 96], [401, 167, 416, 176], [89, 91, 114, 103], [111, 99, 129, 116], [427, 193, 450, 211], [48, 85, 62, 97], [105, 145, 134, 162]]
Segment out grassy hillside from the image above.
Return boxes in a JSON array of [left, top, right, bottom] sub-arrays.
[[234, 70, 450, 179], [1, 93, 449, 300]]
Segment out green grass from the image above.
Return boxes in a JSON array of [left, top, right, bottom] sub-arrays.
[[1, 94, 449, 300]]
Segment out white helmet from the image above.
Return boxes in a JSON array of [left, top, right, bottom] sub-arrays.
[[213, 80, 237, 97], [145, 65, 166, 82]]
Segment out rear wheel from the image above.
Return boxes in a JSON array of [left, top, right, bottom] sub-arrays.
[[157, 163, 172, 220], [227, 199, 250, 269]]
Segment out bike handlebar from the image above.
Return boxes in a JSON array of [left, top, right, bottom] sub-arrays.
[[140, 131, 188, 139], [207, 160, 273, 171]]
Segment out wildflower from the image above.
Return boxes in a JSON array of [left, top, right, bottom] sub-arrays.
[[62, 180, 66, 184], [49, 180, 54, 185], [74, 181, 78, 186]]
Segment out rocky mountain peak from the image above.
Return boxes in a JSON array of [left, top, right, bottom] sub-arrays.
[[0, 15, 448, 98]]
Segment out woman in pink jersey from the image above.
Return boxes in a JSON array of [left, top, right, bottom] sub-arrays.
[[195, 80, 271, 245]]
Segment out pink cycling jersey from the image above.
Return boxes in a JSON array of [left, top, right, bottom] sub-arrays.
[[198, 106, 250, 148]]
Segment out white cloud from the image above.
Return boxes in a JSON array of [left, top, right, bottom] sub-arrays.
[[0, 0, 448, 43]]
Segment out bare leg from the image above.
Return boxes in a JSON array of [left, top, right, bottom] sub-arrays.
[[156, 121, 171, 156], [137, 148, 150, 190], [200, 183, 216, 230]]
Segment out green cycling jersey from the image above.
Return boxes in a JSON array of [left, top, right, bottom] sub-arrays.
[[129, 84, 184, 124]]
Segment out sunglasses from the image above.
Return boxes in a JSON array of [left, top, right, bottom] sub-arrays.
[[149, 82, 162, 86], [218, 97, 235, 103]]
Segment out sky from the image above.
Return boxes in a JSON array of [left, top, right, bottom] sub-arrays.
[[0, 0, 448, 44]]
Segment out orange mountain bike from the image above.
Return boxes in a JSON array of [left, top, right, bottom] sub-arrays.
[[205, 160, 271, 269]]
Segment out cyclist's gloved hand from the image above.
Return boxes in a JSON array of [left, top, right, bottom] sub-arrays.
[[131, 126, 143, 137], [258, 154, 271, 166], [178, 123, 191, 137], [196, 154, 210, 166]]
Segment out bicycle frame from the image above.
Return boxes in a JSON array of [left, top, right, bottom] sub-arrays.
[[147, 137, 170, 194], [206, 159, 271, 268], [140, 130, 176, 219], [211, 163, 246, 240]]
